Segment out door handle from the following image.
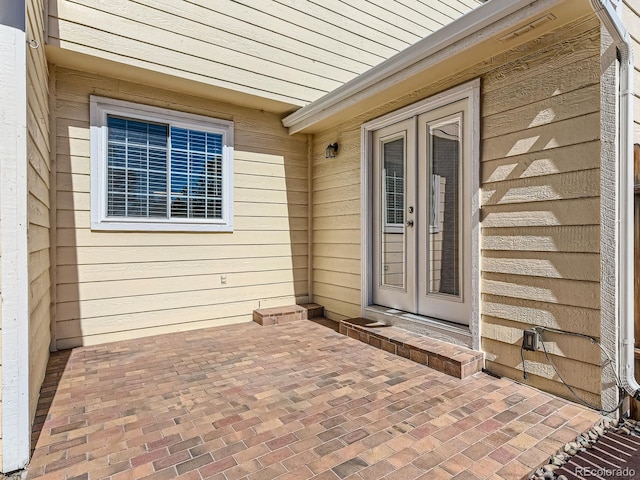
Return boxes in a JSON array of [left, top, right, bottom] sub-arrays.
[[406, 220, 414, 227]]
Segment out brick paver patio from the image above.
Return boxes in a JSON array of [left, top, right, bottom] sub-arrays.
[[27, 320, 601, 480]]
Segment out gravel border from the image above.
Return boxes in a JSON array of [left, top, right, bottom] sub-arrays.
[[529, 417, 640, 480]]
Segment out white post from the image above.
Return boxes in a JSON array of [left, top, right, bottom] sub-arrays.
[[0, 0, 31, 472]]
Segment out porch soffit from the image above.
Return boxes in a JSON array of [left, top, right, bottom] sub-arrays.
[[282, 0, 593, 135]]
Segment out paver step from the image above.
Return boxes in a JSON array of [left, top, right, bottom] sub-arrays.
[[253, 303, 324, 325], [303, 303, 324, 319], [340, 317, 483, 379], [308, 316, 340, 332]]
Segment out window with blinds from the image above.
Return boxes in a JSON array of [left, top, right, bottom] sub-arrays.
[[383, 138, 405, 227], [91, 97, 233, 232]]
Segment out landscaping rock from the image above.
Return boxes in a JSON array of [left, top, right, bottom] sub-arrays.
[[529, 416, 639, 479]]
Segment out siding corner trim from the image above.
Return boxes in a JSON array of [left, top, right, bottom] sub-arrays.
[[0, 2, 31, 471]]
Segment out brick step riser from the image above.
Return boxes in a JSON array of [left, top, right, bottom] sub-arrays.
[[339, 318, 483, 379]]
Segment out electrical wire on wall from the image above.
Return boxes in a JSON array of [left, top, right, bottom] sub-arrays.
[[519, 326, 624, 415]]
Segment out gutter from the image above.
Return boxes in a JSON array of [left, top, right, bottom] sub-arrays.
[[589, 0, 640, 401], [283, 0, 538, 134]]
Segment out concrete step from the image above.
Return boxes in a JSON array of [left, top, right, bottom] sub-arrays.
[[340, 317, 483, 379]]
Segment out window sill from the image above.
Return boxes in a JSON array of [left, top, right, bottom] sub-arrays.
[[91, 219, 234, 233]]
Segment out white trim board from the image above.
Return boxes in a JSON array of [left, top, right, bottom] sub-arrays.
[[0, 3, 31, 471]]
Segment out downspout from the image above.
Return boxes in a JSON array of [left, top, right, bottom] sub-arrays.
[[590, 0, 640, 400]]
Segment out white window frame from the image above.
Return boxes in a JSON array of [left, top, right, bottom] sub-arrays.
[[90, 96, 234, 232]]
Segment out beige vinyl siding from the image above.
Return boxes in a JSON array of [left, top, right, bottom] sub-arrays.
[[468, 17, 601, 404], [623, 0, 640, 143], [27, 0, 51, 424], [52, 67, 308, 349], [479, 11, 601, 401], [47, 0, 482, 108], [312, 15, 603, 404], [312, 127, 362, 321]]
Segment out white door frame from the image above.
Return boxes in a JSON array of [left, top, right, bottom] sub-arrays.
[[360, 79, 481, 350]]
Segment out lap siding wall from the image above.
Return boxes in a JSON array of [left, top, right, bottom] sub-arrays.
[[51, 67, 309, 349], [27, 0, 52, 429]]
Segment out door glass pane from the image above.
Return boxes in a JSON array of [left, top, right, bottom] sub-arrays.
[[429, 120, 460, 297], [381, 137, 405, 288]]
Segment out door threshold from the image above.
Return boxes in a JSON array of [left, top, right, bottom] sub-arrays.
[[364, 305, 473, 348]]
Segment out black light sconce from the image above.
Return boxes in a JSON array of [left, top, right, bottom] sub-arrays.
[[325, 143, 339, 159]]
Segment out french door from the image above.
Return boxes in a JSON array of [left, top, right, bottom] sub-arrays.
[[372, 99, 472, 325]]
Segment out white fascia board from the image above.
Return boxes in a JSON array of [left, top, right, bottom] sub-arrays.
[[283, 0, 546, 134], [0, 2, 30, 472]]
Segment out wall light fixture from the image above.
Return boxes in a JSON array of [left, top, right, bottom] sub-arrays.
[[325, 143, 339, 158]]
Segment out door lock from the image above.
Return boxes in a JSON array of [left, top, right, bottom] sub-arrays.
[[408, 206, 414, 213]]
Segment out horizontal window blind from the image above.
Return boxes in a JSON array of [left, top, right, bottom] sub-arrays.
[[169, 127, 223, 219], [106, 117, 224, 220], [383, 138, 405, 226]]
